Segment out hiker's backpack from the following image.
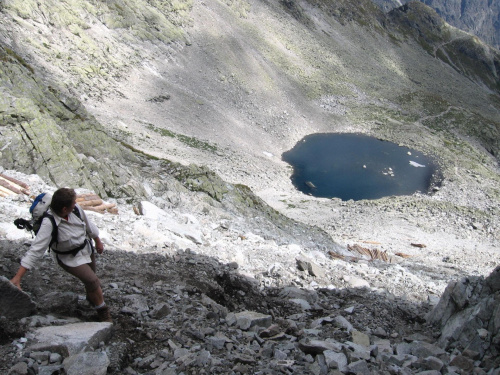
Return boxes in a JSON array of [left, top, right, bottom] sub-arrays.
[[14, 192, 53, 235], [14, 192, 85, 253], [30, 192, 53, 234]]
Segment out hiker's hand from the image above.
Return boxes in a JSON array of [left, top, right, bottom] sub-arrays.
[[94, 237, 104, 254], [10, 266, 27, 290], [10, 276, 22, 290]]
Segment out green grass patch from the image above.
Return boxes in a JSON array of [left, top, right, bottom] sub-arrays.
[[146, 124, 218, 152]]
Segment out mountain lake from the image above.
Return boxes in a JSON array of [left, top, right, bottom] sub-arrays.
[[282, 133, 440, 201]]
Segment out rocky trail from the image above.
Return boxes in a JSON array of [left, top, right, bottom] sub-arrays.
[[0, 168, 499, 375]]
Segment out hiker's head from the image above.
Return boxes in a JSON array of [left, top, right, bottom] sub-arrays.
[[50, 188, 77, 216]]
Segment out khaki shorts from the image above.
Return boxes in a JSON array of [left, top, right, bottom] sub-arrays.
[[57, 253, 101, 293]]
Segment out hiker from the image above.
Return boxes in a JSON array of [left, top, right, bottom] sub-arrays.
[[10, 187, 112, 322]]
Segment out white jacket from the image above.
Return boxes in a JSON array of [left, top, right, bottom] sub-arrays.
[[21, 205, 99, 269]]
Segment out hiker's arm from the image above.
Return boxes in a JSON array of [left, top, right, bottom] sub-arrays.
[[10, 266, 27, 290], [20, 218, 53, 270], [94, 236, 104, 254]]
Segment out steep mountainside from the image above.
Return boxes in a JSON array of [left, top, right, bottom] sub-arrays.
[[0, 0, 499, 373], [1, 0, 499, 274], [374, 0, 500, 50], [420, 0, 500, 50]]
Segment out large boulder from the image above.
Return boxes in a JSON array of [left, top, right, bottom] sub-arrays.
[[426, 266, 500, 363], [0, 275, 37, 319]]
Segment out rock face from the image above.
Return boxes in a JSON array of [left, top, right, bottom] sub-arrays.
[[427, 265, 500, 364], [0, 44, 146, 198]]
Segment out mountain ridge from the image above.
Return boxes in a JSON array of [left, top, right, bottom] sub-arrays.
[[373, 0, 500, 50]]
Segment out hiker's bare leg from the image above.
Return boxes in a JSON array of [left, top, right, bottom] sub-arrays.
[[87, 285, 104, 307], [58, 260, 103, 306]]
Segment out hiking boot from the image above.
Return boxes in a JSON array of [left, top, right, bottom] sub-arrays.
[[96, 305, 113, 323]]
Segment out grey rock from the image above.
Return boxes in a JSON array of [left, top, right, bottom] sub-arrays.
[[234, 311, 272, 330], [344, 341, 372, 360], [486, 266, 500, 293], [298, 339, 342, 355], [296, 256, 327, 278], [149, 303, 170, 319], [137, 354, 156, 369], [334, 315, 353, 333], [279, 286, 319, 304], [343, 275, 370, 289], [233, 354, 256, 364], [347, 359, 371, 375], [274, 349, 287, 360], [373, 326, 388, 337], [271, 359, 295, 372], [49, 352, 62, 364], [420, 355, 444, 371], [310, 316, 335, 328], [0, 276, 37, 319], [195, 350, 212, 366], [449, 355, 475, 373], [28, 322, 113, 356], [351, 330, 370, 347], [411, 341, 447, 358], [7, 361, 28, 375], [207, 335, 227, 350], [259, 324, 282, 338], [63, 351, 110, 375], [395, 341, 446, 359], [173, 348, 190, 359], [138, 201, 203, 245], [315, 354, 329, 374], [323, 350, 348, 371], [462, 348, 480, 360], [201, 294, 228, 318], [427, 267, 500, 359], [38, 365, 65, 375], [381, 353, 408, 366], [290, 298, 312, 310], [344, 306, 355, 314], [37, 292, 79, 313], [30, 351, 50, 363], [122, 294, 149, 315], [373, 338, 392, 353]]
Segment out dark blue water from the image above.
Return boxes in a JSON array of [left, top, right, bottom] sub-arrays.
[[282, 133, 439, 201]]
